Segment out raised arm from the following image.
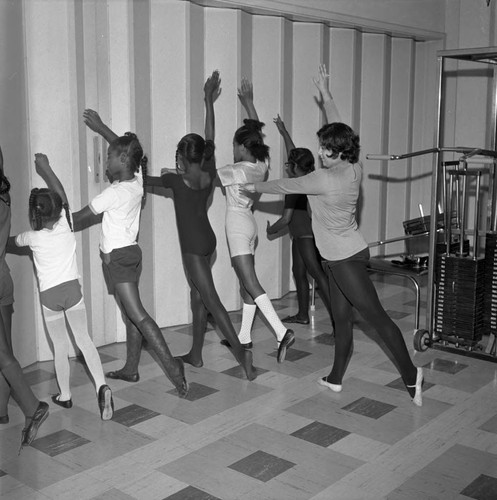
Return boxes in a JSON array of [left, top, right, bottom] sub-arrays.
[[313, 64, 342, 124], [34, 154, 68, 206], [204, 70, 221, 142], [273, 114, 296, 156], [83, 109, 119, 144], [238, 78, 259, 122]]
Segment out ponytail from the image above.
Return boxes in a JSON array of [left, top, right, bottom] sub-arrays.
[[28, 188, 64, 231], [234, 119, 269, 162], [140, 155, 148, 201]]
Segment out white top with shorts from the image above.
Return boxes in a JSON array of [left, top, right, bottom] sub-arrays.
[[89, 173, 143, 254], [217, 160, 267, 257]]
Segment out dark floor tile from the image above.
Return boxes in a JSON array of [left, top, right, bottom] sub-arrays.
[[291, 421, 350, 447], [221, 364, 269, 380], [167, 382, 219, 402], [386, 377, 435, 392], [163, 485, 222, 500], [460, 473, 497, 500], [0, 469, 6, 478], [267, 347, 311, 362], [479, 414, 497, 434], [74, 352, 117, 365], [423, 357, 468, 374], [112, 404, 161, 427], [342, 397, 396, 419], [23, 368, 55, 385], [309, 332, 335, 346], [228, 450, 296, 482], [31, 429, 91, 457]]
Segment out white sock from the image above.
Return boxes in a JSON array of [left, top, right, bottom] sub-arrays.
[[43, 307, 72, 400], [238, 303, 257, 344], [65, 299, 106, 392], [254, 293, 287, 341]]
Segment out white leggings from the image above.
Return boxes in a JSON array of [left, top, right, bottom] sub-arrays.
[[42, 297, 106, 399]]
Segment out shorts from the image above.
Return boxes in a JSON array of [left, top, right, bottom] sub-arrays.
[[0, 261, 14, 306], [322, 247, 370, 271], [225, 207, 257, 257], [101, 244, 142, 292], [40, 279, 82, 311]]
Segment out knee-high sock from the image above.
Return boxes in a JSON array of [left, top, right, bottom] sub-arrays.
[[238, 303, 256, 344], [254, 294, 287, 341], [0, 361, 38, 416], [65, 298, 106, 392], [43, 307, 72, 400]]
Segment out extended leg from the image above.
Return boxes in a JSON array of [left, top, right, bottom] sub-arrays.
[[0, 304, 13, 419]]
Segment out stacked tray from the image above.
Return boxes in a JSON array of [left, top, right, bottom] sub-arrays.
[[484, 233, 497, 335], [435, 254, 485, 343]]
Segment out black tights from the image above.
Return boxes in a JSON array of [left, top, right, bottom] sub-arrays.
[[323, 256, 417, 387], [182, 253, 244, 365], [292, 237, 333, 321]]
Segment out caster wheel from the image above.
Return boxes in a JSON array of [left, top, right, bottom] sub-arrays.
[[414, 329, 430, 352]]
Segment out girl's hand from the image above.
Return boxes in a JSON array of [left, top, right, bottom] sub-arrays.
[[241, 182, 256, 193], [237, 78, 253, 106], [273, 114, 287, 135], [266, 220, 276, 235], [204, 70, 221, 102], [83, 109, 105, 133], [34, 153, 50, 172], [160, 167, 177, 176], [312, 63, 331, 97]]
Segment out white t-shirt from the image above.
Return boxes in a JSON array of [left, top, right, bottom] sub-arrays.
[[89, 174, 143, 254], [15, 212, 79, 292]]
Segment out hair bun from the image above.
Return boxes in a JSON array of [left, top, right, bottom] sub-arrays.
[[243, 119, 265, 132]]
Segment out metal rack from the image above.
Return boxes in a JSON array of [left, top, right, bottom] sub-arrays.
[[367, 47, 497, 362]]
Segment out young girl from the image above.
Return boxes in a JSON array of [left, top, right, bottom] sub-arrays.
[[0, 145, 49, 451], [243, 73, 423, 406], [217, 79, 294, 363], [83, 73, 256, 381], [13, 154, 114, 420], [268, 116, 333, 325], [73, 127, 188, 397]]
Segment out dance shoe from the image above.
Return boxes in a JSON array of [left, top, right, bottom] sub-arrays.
[[51, 394, 73, 409], [407, 367, 423, 407], [106, 370, 140, 383], [98, 385, 114, 420], [220, 339, 253, 349], [281, 315, 310, 325], [277, 329, 295, 363], [317, 377, 342, 393], [174, 357, 189, 399], [20, 401, 49, 452]]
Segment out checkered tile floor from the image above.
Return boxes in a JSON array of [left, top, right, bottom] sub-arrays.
[[1, 274, 497, 499]]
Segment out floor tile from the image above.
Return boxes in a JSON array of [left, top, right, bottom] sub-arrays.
[[341, 397, 397, 419], [112, 404, 161, 427], [423, 357, 469, 374], [221, 364, 269, 380], [167, 382, 219, 402], [308, 332, 335, 346], [290, 421, 350, 447], [163, 485, 222, 500], [479, 414, 497, 434], [228, 450, 296, 482], [386, 377, 435, 392], [23, 368, 55, 385], [31, 429, 91, 457], [266, 347, 312, 362], [460, 473, 497, 500]]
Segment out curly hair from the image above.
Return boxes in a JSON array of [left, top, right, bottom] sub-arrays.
[[287, 148, 315, 175], [28, 188, 72, 231], [234, 119, 269, 162], [109, 132, 147, 200], [317, 122, 360, 164]]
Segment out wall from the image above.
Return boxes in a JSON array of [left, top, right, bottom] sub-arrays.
[[2, 0, 464, 365]]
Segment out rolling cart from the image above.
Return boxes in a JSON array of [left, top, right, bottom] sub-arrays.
[[367, 47, 497, 362]]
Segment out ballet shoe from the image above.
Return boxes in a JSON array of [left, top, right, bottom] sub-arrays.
[[282, 314, 310, 325], [97, 385, 114, 421], [0, 415, 9, 424], [19, 401, 49, 454], [317, 376, 342, 393], [174, 357, 189, 399], [106, 370, 140, 383], [51, 394, 73, 409], [220, 339, 253, 349], [407, 367, 423, 407], [179, 353, 203, 368], [277, 329, 295, 363]]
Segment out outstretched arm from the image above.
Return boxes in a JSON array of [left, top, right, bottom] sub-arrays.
[[238, 78, 259, 122], [72, 205, 102, 232], [313, 64, 342, 124], [267, 209, 293, 235], [34, 154, 68, 206], [204, 70, 221, 142], [273, 114, 296, 156], [83, 109, 119, 144]]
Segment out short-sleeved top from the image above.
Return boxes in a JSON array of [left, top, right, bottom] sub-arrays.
[[89, 173, 143, 254], [217, 160, 267, 210], [160, 151, 216, 256], [254, 163, 368, 261], [15, 212, 79, 292], [284, 194, 313, 238]]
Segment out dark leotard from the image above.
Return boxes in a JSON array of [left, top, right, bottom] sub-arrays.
[[284, 193, 313, 238]]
